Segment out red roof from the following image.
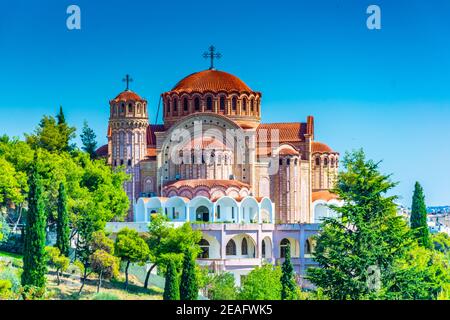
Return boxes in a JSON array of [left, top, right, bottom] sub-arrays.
[[312, 141, 336, 154], [312, 190, 339, 202], [164, 179, 250, 190], [112, 90, 144, 102], [95, 144, 108, 157], [146, 124, 165, 146], [169, 70, 255, 94], [257, 122, 307, 143]]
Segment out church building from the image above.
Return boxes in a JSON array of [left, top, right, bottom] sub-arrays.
[[98, 47, 341, 286]]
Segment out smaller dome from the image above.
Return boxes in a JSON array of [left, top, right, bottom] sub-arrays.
[[112, 90, 144, 102], [312, 141, 335, 153]]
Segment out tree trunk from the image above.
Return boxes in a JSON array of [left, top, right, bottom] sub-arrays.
[[97, 270, 103, 293], [56, 268, 61, 285], [125, 261, 130, 290], [144, 263, 157, 289], [78, 268, 88, 295]]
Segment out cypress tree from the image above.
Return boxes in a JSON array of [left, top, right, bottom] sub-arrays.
[[80, 121, 98, 160], [21, 152, 47, 289], [56, 182, 70, 257], [410, 182, 431, 248], [163, 259, 180, 300], [281, 243, 297, 300], [180, 249, 198, 300]]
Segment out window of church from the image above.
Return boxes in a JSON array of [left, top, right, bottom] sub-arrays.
[[128, 103, 132, 113], [183, 98, 188, 112], [206, 97, 213, 111], [324, 158, 328, 166], [199, 239, 210, 259], [220, 97, 225, 111], [127, 159, 131, 166], [250, 99, 254, 112], [216, 205, 221, 219], [120, 104, 125, 113], [242, 238, 248, 255], [194, 98, 200, 111], [232, 97, 237, 111], [242, 99, 247, 112], [173, 98, 178, 114], [315, 157, 320, 166], [226, 239, 237, 256], [166, 100, 171, 115], [262, 240, 266, 258], [280, 238, 290, 258]]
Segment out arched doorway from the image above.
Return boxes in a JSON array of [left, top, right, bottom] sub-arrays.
[[196, 206, 210, 222]]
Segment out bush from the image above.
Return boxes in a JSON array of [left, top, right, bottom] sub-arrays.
[[90, 292, 120, 300], [0, 233, 24, 254], [0, 268, 21, 293]]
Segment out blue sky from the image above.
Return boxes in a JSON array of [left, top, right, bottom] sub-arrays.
[[0, 0, 449, 206]]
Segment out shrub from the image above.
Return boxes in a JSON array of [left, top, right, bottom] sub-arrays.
[[90, 292, 120, 300], [0, 268, 21, 293]]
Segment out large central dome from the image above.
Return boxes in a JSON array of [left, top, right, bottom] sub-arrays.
[[171, 70, 252, 94]]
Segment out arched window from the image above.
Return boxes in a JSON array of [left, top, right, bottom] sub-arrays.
[[331, 158, 335, 166], [226, 239, 237, 255], [194, 97, 200, 111], [250, 99, 254, 112], [280, 238, 290, 258], [220, 97, 225, 111], [241, 238, 248, 255], [324, 158, 328, 166], [183, 98, 189, 112], [232, 97, 237, 111], [199, 239, 210, 259], [166, 100, 171, 115], [128, 103, 133, 113], [173, 98, 178, 114], [206, 97, 213, 110], [262, 240, 266, 258], [120, 103, 125, 113], [242, 99, 247, 112], [315, 157, 320, 166]]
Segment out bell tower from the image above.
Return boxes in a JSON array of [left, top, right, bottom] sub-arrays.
[[108, 75, 149, 220]]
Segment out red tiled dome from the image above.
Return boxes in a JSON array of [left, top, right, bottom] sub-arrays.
[[312, 141, 334, 153], [112, 90, 144, 102], [170, 70, 253, 93]]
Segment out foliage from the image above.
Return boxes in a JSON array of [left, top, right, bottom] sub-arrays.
[[238, 264, 282, 300], [410, 182, 431, 248], [0, 268, 21, 294], [432, 232, 450, 256], [0, 215, 10, 245], [80, 121, 98, 160], [56, 182, 70, 256], [21, 153, 47, 289], [0, 156, 27, 207], [45, 246, 70, 285], [0, 279, 13, 299], [180, 249, 198, 300], [381, 245, 450, 300], [25, 110, 76, 153], [281, 243, 298, 300], [90, 249, 120, 292], [307, 150, 414, 300], [208, 272, 238, 300], [114, 228, 149, 289], [163, 258, 180, 300], [143, 216, 201, 289]]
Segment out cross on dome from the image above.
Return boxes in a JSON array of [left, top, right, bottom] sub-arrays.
[[203, 45, 222, 70], [122, 74, 133, 91]]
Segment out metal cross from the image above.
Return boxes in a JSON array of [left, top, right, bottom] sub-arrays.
[[122, 74, 133, 91], [203, 45, 222, 70]]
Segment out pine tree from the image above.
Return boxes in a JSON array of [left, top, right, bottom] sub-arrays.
[[56, 182, 70, 257], [21, 152, 47, 289], [163, 259, 180, 300], [410, 182, 431, 248], [281, 244, 297, 300], [56, 106, 66, 125], [80, 121, 98, 159], [180, 249, 198, 300]]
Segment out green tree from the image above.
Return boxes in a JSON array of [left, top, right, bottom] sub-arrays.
[[180, 249, 198, 300], [56, 182, 70, 256], [432, 232, 450, 256], [114, 228, 150, 290], [80, 121, 98, 160], [410, 182, 431, 248], [45, 246, 70, 285], [90, 249, 119, 293], [163, 258, 180, 300], [281, 244, 298, 300], [307, 150, 413, 300], [238, 264, 282, 300], [143, 216, 201, 289], [208, 272, 238, 300], [21, 153, 47, 289]]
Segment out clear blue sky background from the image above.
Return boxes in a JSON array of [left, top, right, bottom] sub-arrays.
[[0, 0, 449, 206]]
